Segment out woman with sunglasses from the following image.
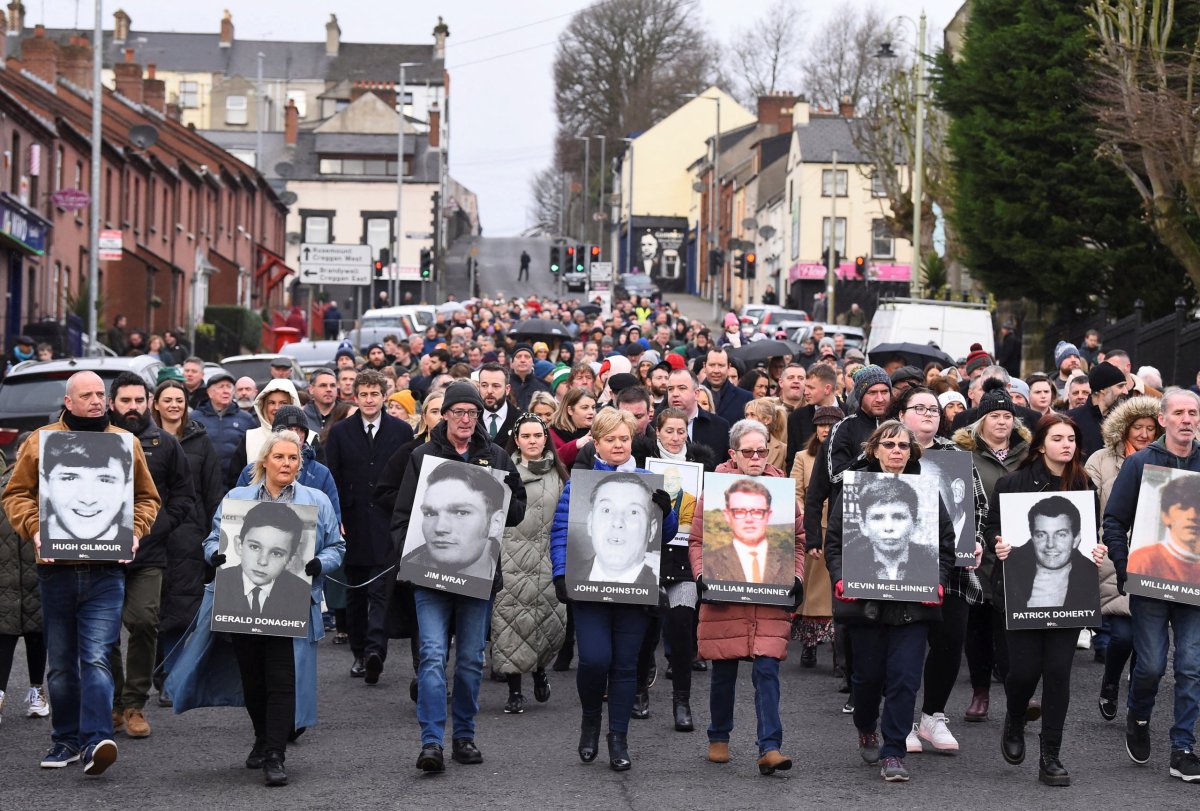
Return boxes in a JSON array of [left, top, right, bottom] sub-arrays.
[[891, 387, 987, 754], [492, 414, 570, 715], [825, 420, 956, 783], [986, 413, 1105, 787], [690, 419, 805, 776]]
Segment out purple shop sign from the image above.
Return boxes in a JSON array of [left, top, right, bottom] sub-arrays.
[[51, 188, 90, 212]]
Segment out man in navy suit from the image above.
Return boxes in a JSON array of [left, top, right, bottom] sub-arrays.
[[324, 369, 415, 685], [666, 367, 729, 470], [704, 348, 754, 428]]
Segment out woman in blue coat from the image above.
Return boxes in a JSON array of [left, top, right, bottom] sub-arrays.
[[164, 430, 344, 787], [550, 408, 676, 772]]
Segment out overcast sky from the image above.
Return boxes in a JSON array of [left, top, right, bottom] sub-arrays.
[[38, 0, 964, 236]]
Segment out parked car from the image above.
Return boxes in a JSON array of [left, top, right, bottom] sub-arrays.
[[0, 355, 164, 453], [220, 354, 308, 391], [739, 305, 810, 337], [351, 305, 434, 352], [786, 323, 866, 352], [279, 339, 342, 376], [615, 273, 660, 302]]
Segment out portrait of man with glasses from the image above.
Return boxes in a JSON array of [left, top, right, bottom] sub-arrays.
[[841, 473, 940, 599], [702, 477, 795, 594]]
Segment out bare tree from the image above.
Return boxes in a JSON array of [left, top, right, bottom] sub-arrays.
[[726, 0, 806, 106], [1089, 0, 1200, 290], [527, 167, 566, 237], [799, 5, 893, 110]]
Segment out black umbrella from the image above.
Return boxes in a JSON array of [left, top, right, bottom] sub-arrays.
[[726, 339, 802, 365], [577, 304, 603, 317], [867, 341, 954, 369], [508, 318, 571, 339]]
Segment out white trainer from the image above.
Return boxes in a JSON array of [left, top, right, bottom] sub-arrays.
[[918, 712, 959, 753], [905, 723, 922, 753], [26, 685, 49, 718]]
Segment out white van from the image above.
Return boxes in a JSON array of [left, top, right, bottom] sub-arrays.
[[868, 298, 994, 361], [352, 305, 436, 351]]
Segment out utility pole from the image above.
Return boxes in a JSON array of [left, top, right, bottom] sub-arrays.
[[87, 0, 102, 352], [395, 62, 420, 305], [827, 149, 838, 320], [912, 11, 927, 289], [574, 136, 590, 243], [595, 135, 606, 254]]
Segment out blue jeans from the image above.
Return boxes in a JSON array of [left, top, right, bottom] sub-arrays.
[[573, 602, 649, 735], [708, 657, 783, 755], [848, 622, 928, 760], [412, 588, 490, 746], [1128, 595, 1200, 750], [38, 564, 125, 751]]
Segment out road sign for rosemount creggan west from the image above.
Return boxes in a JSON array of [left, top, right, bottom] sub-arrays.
[[299, 243, 372, 286]]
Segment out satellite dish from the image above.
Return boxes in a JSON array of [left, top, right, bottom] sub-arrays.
[[692, 181, 705, 192], [759, 225, 776, 240], [740, 239, 755, 252], [286, 231, 302, 245], [128, 124, 159, 151], [278, 191, 298, 206], [274, 161, 294, 178], [742, 217, 759, 230]]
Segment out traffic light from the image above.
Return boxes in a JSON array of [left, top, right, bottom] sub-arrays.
[[855, 255, 866, 277], [373, 247, 390, 276], [589, 245, 600, 266], [744, 251, 756, 279], [565, 245, 576, 274], [420, 247, 433, 279], [550, 246, 561, 274], [575, 245, 586, 273], [734, 252, 745, 278]]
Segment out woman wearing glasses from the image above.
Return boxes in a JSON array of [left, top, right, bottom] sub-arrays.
[[984, 413, 1104, 787], [689, 419, 805, 776], [824, 420, 956, 783]]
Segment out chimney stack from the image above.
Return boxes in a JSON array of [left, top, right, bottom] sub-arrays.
[[143, 64, 165, 113], [433, 16, 449, 61], [839, 95, 855, 118], [0, 11, 9, 64], [284, 98, 299, 145], [113, 9, 131, 45], [113, 47, 144, 103], [60, 35, 93, 87], [325, 13, 340, 57], [22, 25, 57, 86], [6, 1, 23, 37], [219, 9, 234, 49], [428, 102, 440, 148], [756, 94, 795, 136]]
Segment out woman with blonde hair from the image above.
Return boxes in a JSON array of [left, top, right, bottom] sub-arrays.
[[744, 398, 788, 470], [528, 391, 558, 425], [550, 387, 597, 469]]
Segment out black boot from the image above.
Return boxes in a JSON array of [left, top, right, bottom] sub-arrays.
[[578, 715, 601, 763], [672, 692, 694, 732], [1002, 713, 1026, 765], [1038, 733, 1070, 786], [262, 752, 287, 787], [632, 686, 650, 719], [607, 732, 631, 771], [800, 645, 817, 668]]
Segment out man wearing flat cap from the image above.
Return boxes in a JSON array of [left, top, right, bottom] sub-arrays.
[[1066, 361, 1130, 458]]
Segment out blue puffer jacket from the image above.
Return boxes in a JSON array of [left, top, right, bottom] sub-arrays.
[[235, 443, 342, 523], [191, 401, 258, 484], [550, 459, 678, 578]]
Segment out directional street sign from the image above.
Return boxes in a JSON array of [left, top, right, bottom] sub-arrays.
[[299, 243, 372, 286]]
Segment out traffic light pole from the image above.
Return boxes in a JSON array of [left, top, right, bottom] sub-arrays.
[[826, 149, 838, 321]]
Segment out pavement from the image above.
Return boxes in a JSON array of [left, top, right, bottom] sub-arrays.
[[1, 630, 1195, 809]]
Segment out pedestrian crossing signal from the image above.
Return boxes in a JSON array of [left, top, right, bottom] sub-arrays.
[[575, 245, 586, 273], [550, 246, 560, 273], [420, 248, 433, 279]]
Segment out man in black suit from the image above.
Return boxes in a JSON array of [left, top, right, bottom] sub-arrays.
[[704, 348, 754, 428], [1004, 495, 1098, 612], [705, 478, 792, 586], [666, 368, 729, 469], [568, 473, 660, 587], [843, 476, 938, 587], [214, 502, 311, 627], [324, 369, 415, 684], [477, 362, 518, 447]]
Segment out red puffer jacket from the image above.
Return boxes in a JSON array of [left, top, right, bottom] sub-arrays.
[[688, 460, 805, 661]]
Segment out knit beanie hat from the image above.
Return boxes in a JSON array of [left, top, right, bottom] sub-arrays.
[[512, 343, 534, 359], [271, 405, 308, 432], [938, 390, 967, 411], [389, 389, 417, 416], [852, 364, 892, 402], [813, 405, 845, 426], [533, 359, 556, 380], [965, 343, 992, 375], [1088, 361, 1126, 394], [1054, 341, 1081, 369], [550, 364, 572, 390], [607, 373, 640, 395], [977, 386, 1015, 417], [1007, 378, 1031, 402], [441, 381, 485, 413]]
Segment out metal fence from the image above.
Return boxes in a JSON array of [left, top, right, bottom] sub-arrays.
[[1067, 299, 1200, 387]]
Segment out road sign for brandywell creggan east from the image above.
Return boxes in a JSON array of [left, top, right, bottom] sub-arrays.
[[299, 243, 372, 286]]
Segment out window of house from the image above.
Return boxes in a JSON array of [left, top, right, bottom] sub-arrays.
[[226, 95, 248, 125], [318, 158, 341, 174], [55, 145, 64, 191], [872, 219, 894, 258], [10, 131, 20, 193], [179, 81, 200, 108], [365, 217, 391, 260], [790, 202, 800, 261], [303, 216, 330, 244], [871, 173, 887, 197], [821, 169, 848, 197], [286, 90, 307, 118], [822, 217, 847, 257], [105, 168, 113, 223]]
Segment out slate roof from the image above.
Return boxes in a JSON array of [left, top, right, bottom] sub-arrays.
[[794, 116, 867, 164]]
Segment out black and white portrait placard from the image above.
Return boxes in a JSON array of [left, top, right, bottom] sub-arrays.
[[840, 471, 940, 601], [211, 499, 318, 638], [645, 459, 703, 547], [700, 472, 795, 606], [1129, 465, 1200, 606], [922, 450, 977, 567], [398, 457, 511, 600], [999, 490, 1100, 630], [39, 430, 135, 561], [566, 469, 664, 605]]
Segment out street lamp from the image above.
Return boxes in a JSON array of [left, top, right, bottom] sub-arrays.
[[396, 61, 421, 305], [621, 137, 635, 278], [575, 135, 590, 241], [877, 11, 927, 291], [593, 134, 606, 253], [685, 92, 721, 320]]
